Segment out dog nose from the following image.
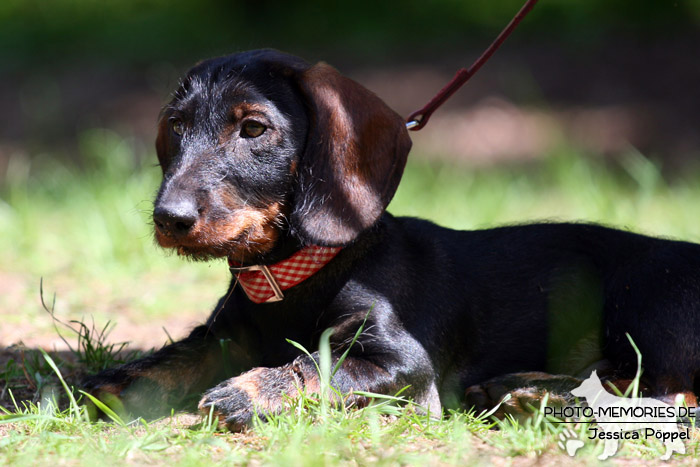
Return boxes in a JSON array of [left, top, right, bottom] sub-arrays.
[[153, 201, 198, 237]]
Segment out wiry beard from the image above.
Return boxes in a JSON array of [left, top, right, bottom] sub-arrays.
[[153, 207, 287, 264], [168, 237, 272, 265], [175, 246, 222, 262]]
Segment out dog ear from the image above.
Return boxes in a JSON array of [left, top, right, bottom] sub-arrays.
[[291, 63, 412, 246]]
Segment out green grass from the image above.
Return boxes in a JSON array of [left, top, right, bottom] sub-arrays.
[[3, 133, 700, 464], [1, 329, 697, 465]]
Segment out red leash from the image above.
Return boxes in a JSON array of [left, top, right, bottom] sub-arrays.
[[406, 0, 539, 131]]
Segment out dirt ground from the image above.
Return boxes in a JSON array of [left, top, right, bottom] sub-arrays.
[[0, 268, 214, 408]]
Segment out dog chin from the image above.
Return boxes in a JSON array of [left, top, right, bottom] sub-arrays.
[[173, 244, 267, 264], [156, 233, 231, 261], [173, 246, 224, 262], [155, 228, 275, 263]]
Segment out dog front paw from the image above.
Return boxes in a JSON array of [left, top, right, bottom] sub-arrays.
[[199, 384, 258, 431], [199, 366, 301, 431]]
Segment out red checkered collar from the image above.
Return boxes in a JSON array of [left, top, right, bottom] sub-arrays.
[[228, 245, 342, 304]]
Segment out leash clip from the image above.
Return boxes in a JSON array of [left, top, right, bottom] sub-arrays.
[[229, 264, 285, 302], [406, 119, 421, 130]]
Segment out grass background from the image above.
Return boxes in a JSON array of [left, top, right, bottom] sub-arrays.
[[2, 0, 700, 464], [7, 139, 700, 349]]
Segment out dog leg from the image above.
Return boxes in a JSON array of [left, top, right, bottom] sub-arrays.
[[198, 350, 438, 431], [463, 372, 582, 421], [82, 325, 239, 417]]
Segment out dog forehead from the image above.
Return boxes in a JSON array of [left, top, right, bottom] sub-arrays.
[[187, 50, 307, 87], [176, 50, 308, 112]]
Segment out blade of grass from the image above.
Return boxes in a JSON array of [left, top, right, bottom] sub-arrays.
[[39, 349, 82, 420], [625, 332, 643, 398], [79, 390, 126, 426], [332, 306, 373, 377]]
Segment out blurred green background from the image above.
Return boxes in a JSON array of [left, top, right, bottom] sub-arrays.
[[1, 0, 699, 349]]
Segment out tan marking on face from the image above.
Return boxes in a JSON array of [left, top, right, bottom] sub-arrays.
[[219, 102, 273, 143], [200, 201, 283, 261], [230, 102, 271, 122], [153, 100, 289, 262], [154, 229, 180, 249], [154, 196, 284, 263], [236, 102, 269, 116], [288, 158, 298, 175]]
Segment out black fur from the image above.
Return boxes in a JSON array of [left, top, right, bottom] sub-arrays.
[[84, 50, 700, 428]]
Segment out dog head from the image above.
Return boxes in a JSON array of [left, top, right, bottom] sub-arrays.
[[154, 49, 411, 264]]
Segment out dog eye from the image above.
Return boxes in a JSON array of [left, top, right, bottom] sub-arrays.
[[241, 121, 266, 138], [171, 119, 184, 136]]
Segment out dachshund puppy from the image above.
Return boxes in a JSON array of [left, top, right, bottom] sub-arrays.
[[84, 49, 700, 429]]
